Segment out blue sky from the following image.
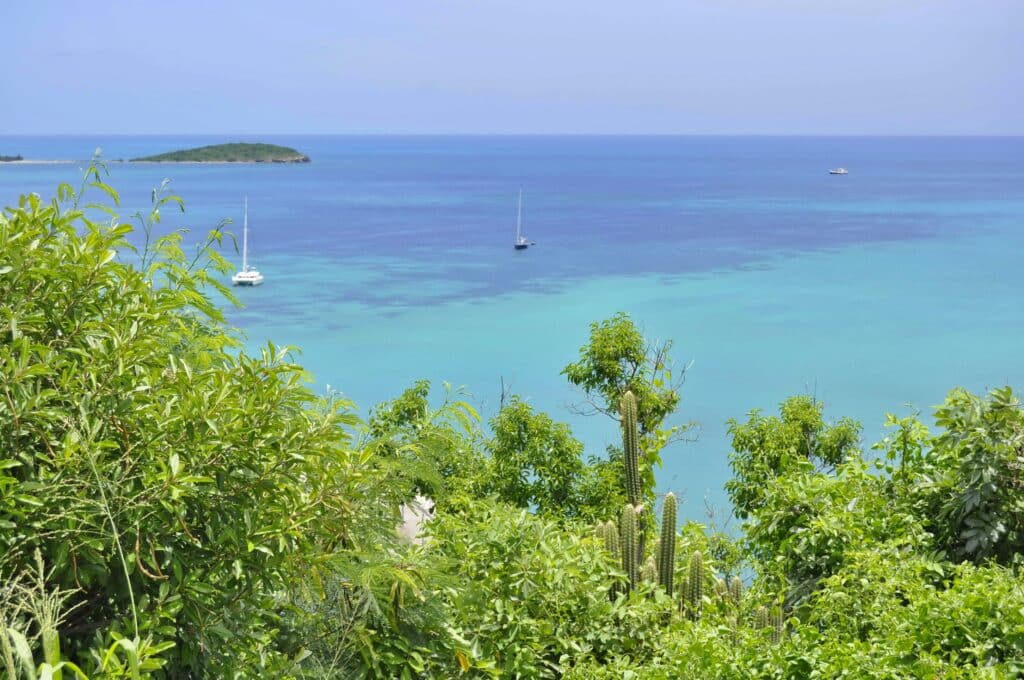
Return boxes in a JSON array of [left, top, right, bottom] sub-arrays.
[[1, 0, 1020, 134]]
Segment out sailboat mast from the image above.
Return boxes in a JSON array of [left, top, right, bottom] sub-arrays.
[[242, 197, 249, 272], [516, 189, 523, 240]]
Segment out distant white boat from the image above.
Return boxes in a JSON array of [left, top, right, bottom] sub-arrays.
[[232, 197, 264, 286], [829, 168, 849, 175], [514, 189, 531, 250]]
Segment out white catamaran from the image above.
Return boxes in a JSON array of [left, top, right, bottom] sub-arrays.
[[514, 189, 530, 250], [231, 197, 264, 286]]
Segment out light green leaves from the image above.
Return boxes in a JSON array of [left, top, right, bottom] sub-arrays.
[[0, 172, 364, 676]]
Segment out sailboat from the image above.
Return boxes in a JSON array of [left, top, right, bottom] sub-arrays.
[[514, 189, 530, 250], [231, 197, 264, 286]]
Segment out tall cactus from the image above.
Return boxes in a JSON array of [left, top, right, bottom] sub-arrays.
[[658, 493, 677, 595], [621, 390, 642, 506], [754, 606, 769, 630], [771, 607, 785, 645], [600, 520, 623, 601], [728, 576, 743, 606], [620, 504, 639, 591], [687, 551, 703, 620], [641, 556, 657, 583], [602, 520, 620, 559]]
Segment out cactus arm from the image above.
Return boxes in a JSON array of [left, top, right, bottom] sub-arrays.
[[658, 493, 677, 596]]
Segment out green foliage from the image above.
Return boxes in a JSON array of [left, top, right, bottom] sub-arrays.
[[746, 456, 929, 602], [368, 379, 432, 436], [429, 501, 668, 678], [792, 545, 1024, 676], [2, 549, 172, 679], [657, 493, 677, 595], [871, 387, 1024, 565], [365, 379, 484, 507], [931, 386, 1024, 562], [130, 142, 309, 163], [7, 177, 1024, 679], [873, 408, 931, 490], [486, 397, 606, 520], [0, 177, 364, 675], [573, 448, 630, 525], [725, 395, 861, 520], [562, 313, 681, 436], [286, 542, 469, 679], [562, 313, 690, 505]]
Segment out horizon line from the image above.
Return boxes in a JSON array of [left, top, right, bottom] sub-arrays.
[[3, 132, 1023, 139]]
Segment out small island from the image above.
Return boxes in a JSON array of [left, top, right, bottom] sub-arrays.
[[0, 154, 24, 162], [130, 142, 310, 163]]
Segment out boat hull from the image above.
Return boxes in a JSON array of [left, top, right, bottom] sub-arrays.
[[232, 272, 264, 286]]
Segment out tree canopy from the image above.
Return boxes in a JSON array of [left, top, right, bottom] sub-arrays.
[[4, 176, 1024, 678]]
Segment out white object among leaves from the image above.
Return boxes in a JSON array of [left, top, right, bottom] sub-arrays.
[[397, 494, 435, 544]]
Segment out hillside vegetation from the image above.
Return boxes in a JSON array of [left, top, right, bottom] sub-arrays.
[[2, 167, 1024, 678], [131, 142, 310, 163]]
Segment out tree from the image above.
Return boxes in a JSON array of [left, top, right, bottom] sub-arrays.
[[562, 313, 691, 504], [486, 398, 619, 521], [0, 175, 366, 675], [365, 379, 485, 507], [725, 395, 861, 520], [897, 386, 1024, 564]]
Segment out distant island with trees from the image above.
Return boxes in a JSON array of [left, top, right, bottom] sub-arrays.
[[1, 144, 310, 164], [130, 142, 310, 163]]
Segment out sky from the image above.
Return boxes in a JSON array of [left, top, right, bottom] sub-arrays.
[[1, 0, 1021, 135]]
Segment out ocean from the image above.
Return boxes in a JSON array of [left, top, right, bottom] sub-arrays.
[[2, 135, 1022, 520]]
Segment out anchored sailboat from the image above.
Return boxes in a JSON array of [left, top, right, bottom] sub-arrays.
[[231, 197, 264, 286], [514, 189, 530, 250]]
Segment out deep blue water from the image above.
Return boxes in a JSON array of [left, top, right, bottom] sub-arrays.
[[2, 135, 1022, 520]]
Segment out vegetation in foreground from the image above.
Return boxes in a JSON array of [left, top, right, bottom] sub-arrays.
[[130, 143, 310, 163], [2, 171, 1024, 678]]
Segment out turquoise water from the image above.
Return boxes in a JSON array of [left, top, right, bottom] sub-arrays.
[[2, 136, 1022, 518]]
